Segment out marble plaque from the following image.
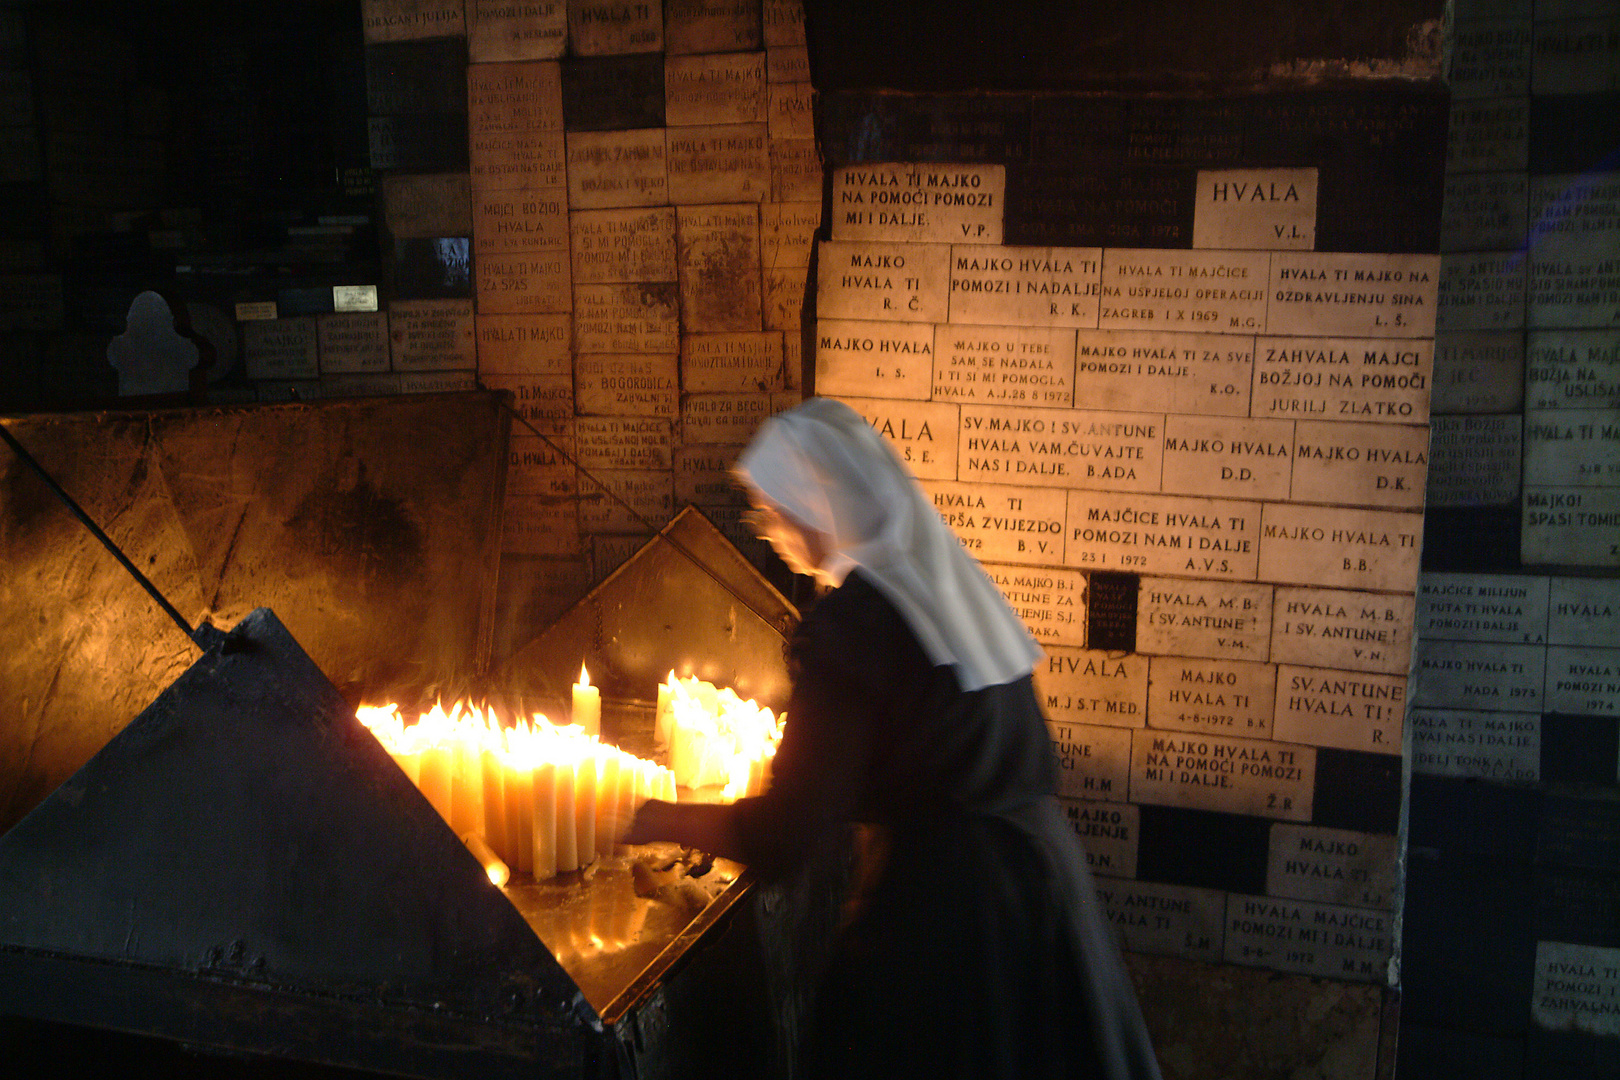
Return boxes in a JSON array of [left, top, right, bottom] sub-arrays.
[[760, 201, 820, 269], [1528, 182, 1620, 330], [469, 0, 567, 61], [370, 115, 469, 173], [1060, 800, 1140, 879], [682, 331, 784, 392], [1433, 330, 1524, 413], [567, 0, 662, 55], [768, 81, 813, 140], [1224, 895, 1391, 982], [761, 267, 806, 331], [565, 129, 668, 209], [1437, 252, 1526, 333], [1032, 647, 1149, 729], [1136, 578, 1274, 662], [958, 405, 1162, 492], [1267, 824, 1399, 910], [934, 324, 1077, 408], [676, 203, 762, 332], [507, 424, 577, 496], [362, 0, 465, 42], [1412, 639, 1546, 711], [1254, 336, 1432, 423], [573, 282, 680, 352], [982, 563, 1087, 647], [317, 312, 391, 374], [1191, 168, 1317, 250], [1064, 491, 1261, 580], [575, 352, 678, 416], [479, 373, 574, 420], [1526, 409, 1620, 487], [817, 239, 950, 323], [468, 61, 566, 191], [761, 0, 804, 47], [575, 416, 673, 470], [1148, 657, 1277, 740], [400, 370, 478, 394], [1046, 721, 1132, 800], [946, 245, 1101, 328], [681, 392, 772, 444], [1096, 881, 1225, 962], [1416, 572, 1550, 644], [1546, 646, 1620, 716], [578, 469, 674, 533], [1268, 253, 1441, 339], [1161, 416, 1294, 502], [1523, 487, 1620, 566], [665, 122, 770, 204], [1550, 577, 1620, 646], [1132, 730, 1314, 822], [1411, 708, 1539, 782], [1072, 330, 1252, 418], [242, 318, 318, 380], [816, 319, 935, 400], [664, 52, 765, 127], [1427, 414, 1521, 507], [1257, 505, 1422, 592], [1273, 666, 1407, 753], [1528, 329, 1620, 410], [1446, 97, 1529, 174], [673, 444, 744, 506], [475, 312, 572, 375], [832, 164, 1005, 245], [767, 45, 809, 83], [382, 173, 472, 239], [1450, 19, 1533, 98], [840, 396, 959, 480], [1291, 420, 1430, 509], [474, 188, 569, 254], [570, 206, 677, 283], [664, 0, 760, 53], [770, 138, 821, 201], [1098, 248, 1267, 335], [1533, 18, 1620, 95], [1271, 588, 1415, 676], [323, 372, 403, 397], [476, 251, 572, 313], [560, 54, 665, 131], [1441, 171, 1528, 253], [1532, 940, 1620, 1038]]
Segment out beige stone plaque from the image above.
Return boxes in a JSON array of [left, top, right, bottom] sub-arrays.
[[1437, 252, 1525, 332], [469, 0, 568, 61], [468, 62, 566, 190], [761, 0, 804, 46], [1257, 505, 1422, 592], [1545, 646, 1620, 716], [760, 201, 820, 268], [948, 245, 1101, 328], [816, 318, 934, 400], [1450, 19, 1532, 99], [1064, 491, 1261, 580], [770, 138, 820, 201], [475, 312, 572, 375], [503, 493, 583, 556], [1434, 330, 1523, 413], [1446, 97, 1529, 173], [681, 392, 773, 444], [579, 468, 674, 533], [839, 396, 959, 480], [1442, 171, 1528, 253], [817, 239, 950, 323], [1132, 731, 1314, 822], [1550, 577, 1620, 646], [1523, 487, 1620, 566], [1033, 648, 1149, 729], [682, 332, 784, 392], [1192, 168, 1317, 250], [958, 405, 1161, 492], [236, 302, 278, 322], [673, 444, 745, 506], [666, 123, 770, 204], [474, 188, 569, 255], [1526, 409, 1620, 487], [1273, 665, 1406, 753], [1254, 336, 1432, 423], [573, 282, 680, 352], [1094, 880, 1225, 961], [242, 318, 318, 380], [677, 203, 763, 332], [1099, 249, 1268, 335], [565, 129, 669, 210], [1271, 586, 1414, 676], [832, 164, 1005, 245], [388, 300, 475, 371], [570, 206, 677, 284], [1533, 941, 1620, 1038], [1046, 721, 1132, 800], [362, 0, 465, 42], [1224, 895, 1391, 982], [1418, 572, 1549, 645], [317, 312, 391, 374], [1267, 824, 1398, 910], [575, 353, 678, 416], [761, 267, 807, 331], [1060, 801, 1141, 880], [768, 81, 813, 140], [480, 373, 574, 420], [664, 52, 765, 127], [1268, 253, 1440, 339], [575, 416, 674, 470], [1161, 415, 1294, 501], [567, 0, 663, 54], [933, 324, 1076, 408], [767, 44, 809, 82], [981, 563, 1087, 647], [382, 173, 472, 238], [1528, 330, 1620, 410], [1147, 657, 1277, 739], [1072, 330, 1252, 417], [664, 0, 760, 53], [924, 478, 1068, 565], [507, 423, 577, 497], [1428, 414, 1521, 507], [1534, 18, 1620, 95], [1291, 421, 1430, 508], [1136, 578, 1274, 662], [476, 250, 572, 313], [1413, 639, 1545, 711], [1411, 708, 1539, 783]]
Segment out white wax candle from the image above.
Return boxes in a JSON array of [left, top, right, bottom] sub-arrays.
[[390, 750, 421, 786], [417, 746, 454, 827], [596, 754, 621, 858], [462, 831, 510, 888], [573, 665, 601, 738], [576, 753, 597, 866], [654, 672, 674, 745], [505, 761, 534, 876], [556, 760, 578, 873], [661, 766, 676, 804], [450, 739, 484, 838], [481, 748, 508, 864], [616, 756, 638, 852], [532, 761, 558, 880]]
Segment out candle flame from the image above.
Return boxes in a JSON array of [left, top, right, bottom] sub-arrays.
[[577, 664, 591, 689]]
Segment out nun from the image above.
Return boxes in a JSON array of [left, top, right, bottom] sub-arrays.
[[626, 396, 1162, 1080]]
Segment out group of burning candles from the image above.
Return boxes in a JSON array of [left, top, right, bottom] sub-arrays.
[[358, 666, 783, 885]]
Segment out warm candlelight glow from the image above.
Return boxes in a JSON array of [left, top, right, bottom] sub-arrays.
[[572, 664, 601, 738], [661, 675, 784, 797]]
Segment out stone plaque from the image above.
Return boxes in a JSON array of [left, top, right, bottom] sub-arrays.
[[1291, 420, 1430, 509], [565, 129, 668, 209], [838, 396, 959, 480], [761, 267, 806, 331], [1437, 252, 1525, 333], [1545, 646, 1620, 716], [1224, 895, 1391, 982], [387, 299, 476, 372], [508, 423, 577, 497], [760, 201, 820, 269], [366, 40, 467, 116], [933, 324, 1077, 408], [761, 0, 803, 46], [1441, 171, 1528, 253], [816, 319, 934, 400], [1046, 720, 1131, 800], [1427, 414, 1521, 507], [1132, 731, 1314, 822], [1523, 487, 1620, 566], [664, 0, 760, 53], [573, 282, 680, 353], [256, 381, 324, 403], [473, 188, 569, 254], [1267, 824, 1399, 909], [1273, 666, 1407, 754], [1064, 491, 1261, 580], [1098, 248, 1267, 335], [1059, 800, 1140, 879], [1135, 578, 1274, 662], [1526, 409, 1620, 487], [242, 317, 318, 380], [323, 373, 403, 397], [958, 405, 1162, 492], [578, 469, 674, 533], [575, 352, 678, 416], [575, 416, 673, 470], [317, 312, 391, 374], [1257, 505, 1422, 592], [1161, 415, 1294, 502], [1534, 17, 1620, 95], [768, 81, 813, 140], [235, 302, 278, 322], [1086, 572, 1138, 652], [1254, 336, 1432, 423], [681, 331, 784, 392], [475, 250, 572, 313], [767, 45, 809, 83], [1271, 588, 1415, 676], [1148, 657, 1277, 740], [1072, 330, 1252, 418], [560, 54, 665, 131], [947, 245, 1100, 328], [770, 138, 821, 201], [664, 52, 765, 127], [677, 203, 762, 332], [1446, 97, 1529, 174], [1191, 168, 1317, 250], [362, 0, 465, 42], [1094, 880, 1224, 962], [400, 370, 478, 394], [468, 61, 566, 191], [476, 312, 572, 375], [503, 494, 581, 555], [1032, 648, 1149, 729], [1412, 639, 1546, 711], [1416, 572, 1550, 644], [1433, 330, 1524, 413], [832, 164, 1005, 245], [1268, 253, 1440, 339], [469, 0, 567, 61], [817, 239, 949, 323], [1001, 164, 1194, 249], [1550, 577, 1620, 646], [1528, 173, 1620, 329], [1528, 329, 1620, 410], [570, 206, 677, 283], [1411, 708, 1539, 783], [567, 0, 662, 55], [665, 122, 771, 204], [1532, 940, 1620, 1037], [382, 173, 473, 238], [1451, 19, 1533, 98], [980, 563, 1087, 647], [478, 373, 574, 420], [925, 478, 1068, 564], [673, 444, 745, 506], [333, 286, 380, 314], [681, 392, 772, 444]]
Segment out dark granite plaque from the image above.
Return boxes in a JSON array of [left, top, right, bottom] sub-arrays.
[[1312, 749, 1402, 834], [368, 114, 470, 172], [1538, 793, 1620, 871], [561, 53, 666, 131], [388, 236, 473, 298], [1004, 165, 1195, 248], [276, 286, 335, 316], [820, 92, 1031, 166], [1534, 869, 1620, 949], [1034, 96, 1242, 168], [1134, 805, 1271, 895], [1541, 714, 1620, 786], [365, 40, 468, 115], [1530, 94, 1620, 176], [1086, 571, 1138, 652]]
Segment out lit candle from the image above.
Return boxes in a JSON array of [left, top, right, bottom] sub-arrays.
[[532, 761, 558, 880], [654, 671, 675, 745], [505, 755, 534, 876], [596, 753, 621, 858], [417, 744, 454, 827], [451, 737, 485, 838], [573, 664, 601, 738], [556, 758, 578, 873], [576, 751, 598, 866], [481, 747, 508, 864], [462, 831, 510, 888]]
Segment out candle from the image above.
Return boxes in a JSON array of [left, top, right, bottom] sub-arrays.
[[451, 738, 484, 838], [505, 755, 534, 876], [390, 749, 421, 786], [462, 832, 510, 888], [596, 753, 621, 857], [556, 759, 578, 873], [654, 671, 675, 745], [576, 752, 598, 866], [532, 761, 558, 880], [573, 664, 601, 738], [481, 747, 508, 864], [417, 745, 454, 827]]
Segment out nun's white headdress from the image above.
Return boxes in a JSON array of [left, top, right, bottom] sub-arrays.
[[736, 397, 1043, 692]]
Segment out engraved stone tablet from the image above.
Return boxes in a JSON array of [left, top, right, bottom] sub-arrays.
[[761, 267, 807, 331], [817, 239, 950, 323], [565, 128, 668, 208], [1064, 491, 1261, 580], [560, 54, 665, 131], [946, 245, 1099, 328], [1528, 173, 1620, 329], [1427, 414, 1521, 507], [1417, 572, 1550, 644], [1132, 731, 1314, 822], [1523, 487, 1620, 566], [1441, 171, 1528, 253], [982, 563, 1087, 647], [768, 82, 813, 140], [567, 0, 663, 55], [575, 416, 673, 470], [575, 352, 678, 416], [1446, 97, 1529, 173], [1273, 666, 1407, 753], [1550, 577, 1620, 646], [333, 286, 380, 314], [1269, 253, 1440, 339], [1291, 420, 1430, 509], [924, 478, 1067, 564], [665, 123, 770, 204], [681, 392, 772, 444], [832, 164, 1005, 245], [401, 370, 479, 394], [476, 250, 573, 313], [1532, 940, 1620, 1037], [1254, 336, 1432, 423], [323, 372, 403, 397], [1060, 800, 1141, 879], [838, 396, 958, 480], [1099, 249, 1267, 335], [1086, 572, 1138, 652], [664, 52, 765, 127], [673, 444, 745, 506], [1412, 639, 1546, 711], [1257, 505, 1422, 592], [1434, 330, 1524, 413], [1191, 168, 1317, 250], [1450, 20, 1533, 98], [362, 0, 466, 42], [468, 62, 566, 191], [579, 468, 674, 533], [1136, 578, 1273, 662], [681, 331, 784, 392], [383, 173, 473, 239], [959, 405, 1162, 492], [470, 0, 567, 61], [573, 282, 681, 353], [235, 302, 278, 322], [242, 317, 318, 380], [503, 493, 582, 555], [474, 188, 569, 254], [664, 0, 760, 54], [1093, 880, 1224, 961], [761, 201, 820, 269], [1526, 409, 1620, 487], [507, 423, 577, 496], [1072, 330, 1251, 417], [1032, 648, 1148, 729], [677, 203, 762, 332], [1528, 329, 1620, 410], [1545, 646, 1620, 716], [815, 319, 934, 400], [767, 45, 809, 83], [1147, 657, 1277, 739], [370, 115, 470, 173], [256, 381, 324, 403], [482, 373, 574, 420], [1271, 588, 1415, 676], [933, 324, 1077, 408], [770, 138, 820, 201], [317, 312, 391, 374], [1411, 708, 1539, 782], [570, 206, 677, 283], [761, 0, 804, 46], [388, 299, 475, 371], [1267, 824, 1399, 909], [1045, 721, 1131, 800], [476, 312, 572, 375], [366, 40, 467, 116], [1533, 17, 1620, 95], [1437, 252, 1525, 332], [1161, 416, 1294, 501], [1224, 895, 1391, 982]]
